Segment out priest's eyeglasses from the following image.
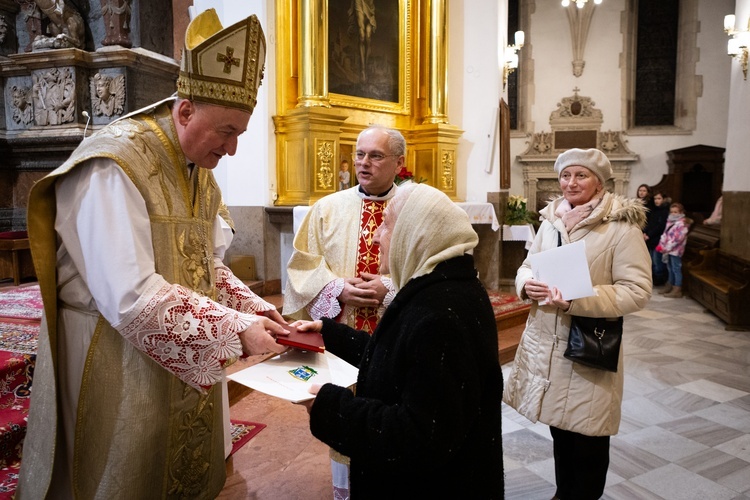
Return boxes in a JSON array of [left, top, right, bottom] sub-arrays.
[[353, 151, 399, 163]]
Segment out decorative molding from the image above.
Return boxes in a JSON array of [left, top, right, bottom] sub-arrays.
[[91, 72, 126, 117], [565, 2, 597, 77], [32, 67, 76, 126], [517, 89, 637, 211], [315, 140, 334, 190], [440, 150, 455, 190]]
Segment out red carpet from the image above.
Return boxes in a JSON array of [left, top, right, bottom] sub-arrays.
[[0, 349, 34, 500], [487, 289, 530, 318], [0, 285, 42, 321], [230, 419, 266, 456], [0, 284, 267, 496], [0, 321, 38, 355]]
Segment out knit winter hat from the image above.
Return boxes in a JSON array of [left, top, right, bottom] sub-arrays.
[[554, 148, 612, 185]]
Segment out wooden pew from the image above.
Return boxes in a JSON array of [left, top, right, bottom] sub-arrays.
[[685, 249, 750, 331]]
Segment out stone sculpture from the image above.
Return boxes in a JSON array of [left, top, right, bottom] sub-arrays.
[[32, 0, 85, 50], [91, 73, 126, 117]]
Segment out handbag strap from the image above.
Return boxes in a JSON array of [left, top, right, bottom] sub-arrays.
[[557, 230, 562, 247]]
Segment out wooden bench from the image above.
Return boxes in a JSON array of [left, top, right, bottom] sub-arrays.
[[686, 249, 750, 331], [0, 232, 35, 286], [487, 290, 531, 364]]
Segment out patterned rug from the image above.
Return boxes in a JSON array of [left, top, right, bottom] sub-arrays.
[[0, 349, 34, 500], [230, 419, 266, 456], [487, 290, 531, 318], [0, 321, 38, 356], [0, 463, 19, 499], [0, 285, 42, 321]]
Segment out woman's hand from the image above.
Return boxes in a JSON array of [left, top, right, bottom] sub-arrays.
[[524, 278, 551, 303], [547, 286, 570, 312], [295, 383, 322, 414], [289, 319, 323, 333]]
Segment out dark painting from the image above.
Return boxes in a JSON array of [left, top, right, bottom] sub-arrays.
[[328, 0, 400, 103]]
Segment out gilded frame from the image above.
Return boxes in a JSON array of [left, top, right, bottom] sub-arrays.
[[327, 0, 412, 115]]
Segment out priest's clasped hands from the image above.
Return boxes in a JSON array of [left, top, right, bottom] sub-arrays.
[[339, 272, 388, 308]]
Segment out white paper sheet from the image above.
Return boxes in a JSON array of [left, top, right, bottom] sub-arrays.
[[528, 239, 595, 301], [227, 350, 359, 403]]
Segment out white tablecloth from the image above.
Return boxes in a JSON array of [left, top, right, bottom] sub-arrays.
[[502, 224, 536, 250], [454, 202, 501, 231], [293, 202, 501, 234]]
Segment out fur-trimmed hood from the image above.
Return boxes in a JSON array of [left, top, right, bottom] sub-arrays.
[[540, 192, 648, 232]]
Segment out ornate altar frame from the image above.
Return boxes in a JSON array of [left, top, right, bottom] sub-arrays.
[[327, 0, 411, 114], [272, 0, 462, 206]]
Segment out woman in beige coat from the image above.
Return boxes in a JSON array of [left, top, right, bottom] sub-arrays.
[[504, 148, 652, 500]]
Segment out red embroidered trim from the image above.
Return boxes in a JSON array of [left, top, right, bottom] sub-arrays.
[[354, 200, 385, 333], [215, 265, 276, 314]]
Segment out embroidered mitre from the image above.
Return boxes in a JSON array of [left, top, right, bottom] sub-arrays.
[[176, 8, 266, 114]]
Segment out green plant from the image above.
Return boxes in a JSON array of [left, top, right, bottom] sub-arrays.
[[505, 194, 537, 225]]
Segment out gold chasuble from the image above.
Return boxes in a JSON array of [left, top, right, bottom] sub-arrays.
[[22, 100, 226, 499]]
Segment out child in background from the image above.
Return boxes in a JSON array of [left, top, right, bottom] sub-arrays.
[[644, 191, 670, 285], [656, 202, 691, 298], [339, 160, 351, 191]]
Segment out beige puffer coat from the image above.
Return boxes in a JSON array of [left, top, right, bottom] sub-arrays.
[[503, 192, 652, 436]]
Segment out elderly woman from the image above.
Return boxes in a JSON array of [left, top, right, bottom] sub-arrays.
[[294, 183, 504, 499], [503, 148, 651, 500]]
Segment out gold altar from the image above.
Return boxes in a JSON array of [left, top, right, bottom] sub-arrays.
[[272, 0, 462, 205]]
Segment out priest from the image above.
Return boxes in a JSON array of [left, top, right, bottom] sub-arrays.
[[17, 9, 286, 500], [283, 125, 404, 498]]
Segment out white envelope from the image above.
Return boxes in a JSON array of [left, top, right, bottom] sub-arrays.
[[227, 350, 359, 403], [528, 239, 595, 301]]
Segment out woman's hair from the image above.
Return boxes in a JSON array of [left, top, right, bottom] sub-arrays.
[[670, 202, 685, 213], [637, 184, 652, 199]]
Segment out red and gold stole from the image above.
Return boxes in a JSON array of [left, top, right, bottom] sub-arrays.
[[354, 199, 386, 333]]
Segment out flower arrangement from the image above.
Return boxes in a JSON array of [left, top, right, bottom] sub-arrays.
[[394, 167, 427, 186], [505, 195, 536, 226]]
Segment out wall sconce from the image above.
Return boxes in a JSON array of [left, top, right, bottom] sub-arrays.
[[561, 0, 602, 8], [503, 30, 524, 91], [724, 14, 750, 80]]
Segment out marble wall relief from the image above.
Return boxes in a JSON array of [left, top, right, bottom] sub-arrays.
[[32, 68, 76, 126], [91, 73, 126, 117]]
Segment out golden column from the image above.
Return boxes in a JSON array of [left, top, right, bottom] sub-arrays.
[[273, 0, 463, 204], [410, 0, 462, 200], [273, 0, 349, 206], [424, 0, 448, 125], [297, 0, 329, 108]]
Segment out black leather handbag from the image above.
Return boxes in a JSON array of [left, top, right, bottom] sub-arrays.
[[564, 316, 623, 372]]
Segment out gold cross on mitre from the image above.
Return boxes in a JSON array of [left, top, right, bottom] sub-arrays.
[[217, 46, 240, 73], [177, 8, 266, 113]]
